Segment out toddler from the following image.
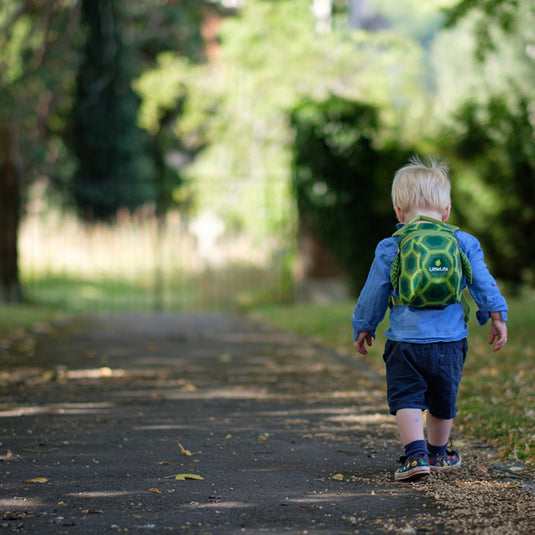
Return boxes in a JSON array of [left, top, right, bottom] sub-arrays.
[[351, 155, 508, 481]]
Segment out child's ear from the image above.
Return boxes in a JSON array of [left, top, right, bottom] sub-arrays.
[[394, 206, 405, 223], [442, 205, 451, 222]]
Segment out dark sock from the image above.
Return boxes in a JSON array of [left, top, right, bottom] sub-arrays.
[[404, 439, 428, 458], [427, 442, 447, 457]]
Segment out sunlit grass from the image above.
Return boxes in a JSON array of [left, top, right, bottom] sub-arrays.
[[252, 294, 535, 465], [22, 264, 292, 315], [1, 206, 294, 340], [459, 294, 535, 464], [18, 207, 294, 315], [0, 303, 64, 337]]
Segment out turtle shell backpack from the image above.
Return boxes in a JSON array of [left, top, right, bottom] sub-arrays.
[[390, 216, 472, 308]]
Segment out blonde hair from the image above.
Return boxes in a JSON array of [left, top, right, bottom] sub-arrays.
[[391, 155, 451, 212]]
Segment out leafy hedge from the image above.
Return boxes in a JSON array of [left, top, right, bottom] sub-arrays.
[[290, 95, 411, 293]]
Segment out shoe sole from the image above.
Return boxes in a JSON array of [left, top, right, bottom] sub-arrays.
[[395, 466, 431, 481]]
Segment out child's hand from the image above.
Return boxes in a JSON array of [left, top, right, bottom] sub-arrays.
[[489, 312, 507, 352], [354, 331, 373, 356]]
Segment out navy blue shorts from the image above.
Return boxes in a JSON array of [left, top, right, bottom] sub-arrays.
[[382, 339, 468, 419]]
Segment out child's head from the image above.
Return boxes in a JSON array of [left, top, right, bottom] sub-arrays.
[[391, 155, 451, 213]]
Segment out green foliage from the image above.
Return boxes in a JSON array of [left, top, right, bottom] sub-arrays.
[[174, 0, 426, 241], [5, 0, 534, 293], [290, 94, 411, 291], [0, 0, 214, 221], [444, 0, 521, 60], [0, 0, 80, 186], [430, 0, 535, 290], [71, 0, 155, 221], [446, 96, 535, 289], [112, 1, 215, 217], [126, 0, 207, 66]]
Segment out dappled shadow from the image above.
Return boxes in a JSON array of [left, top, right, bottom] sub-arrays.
[[0, 314, 425, 533], [2, 314, 535, 533]]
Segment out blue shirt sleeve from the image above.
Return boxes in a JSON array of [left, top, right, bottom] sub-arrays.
[[351, 237, 398, 340], [457, 231, 508, 325]]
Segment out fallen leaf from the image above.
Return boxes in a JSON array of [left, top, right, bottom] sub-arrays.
[[157, 461, 170, 465], [509, 465, 524, 473], [332, 473, 344, 481], [149, 488, 161, 494], [178, 442, 193, 456], [26, 477, 48, 483], [165, 473, 204, 481]]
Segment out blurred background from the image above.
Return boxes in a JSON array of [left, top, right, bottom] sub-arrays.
[[1, 0, 533, 314]]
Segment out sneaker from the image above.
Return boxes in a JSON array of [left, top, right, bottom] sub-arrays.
[[428, 449, 462, 472], [394, 452, 430, 481]]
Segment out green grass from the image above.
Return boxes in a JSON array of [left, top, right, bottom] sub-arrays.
[[21, 264, 293, 315], [1, 262, 293, 341], [23, 275, 198, 313], [252, 295, 535, 465], [0, 303, 65, 337], [250, 300, 380, 355]]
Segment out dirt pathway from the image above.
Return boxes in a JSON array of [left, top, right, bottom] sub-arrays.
[[1, 314, 535, 534]]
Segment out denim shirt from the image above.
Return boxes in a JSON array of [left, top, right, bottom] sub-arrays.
[[351, 225, 508, 344]]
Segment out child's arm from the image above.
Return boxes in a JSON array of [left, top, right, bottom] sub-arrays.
[[351, 238, 398, 349], [488, 311, 507, 352], [354, 331, 373, 356], [459, 232, 508, 326]]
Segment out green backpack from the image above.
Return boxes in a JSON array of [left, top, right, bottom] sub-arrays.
[[390, 216, 472, 308]]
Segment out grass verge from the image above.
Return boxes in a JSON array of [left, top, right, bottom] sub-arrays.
[[0, 303, 65, 338]]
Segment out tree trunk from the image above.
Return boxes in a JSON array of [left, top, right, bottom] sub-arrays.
[[296, 209, 348, 303], [0, 120, 23, 303]]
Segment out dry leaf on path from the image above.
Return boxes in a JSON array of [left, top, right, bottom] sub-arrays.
[[332, 473, 344, 481], [165, 473, 204, 481], [178, 442, 193, 456], [25, 477, 48, 483]]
